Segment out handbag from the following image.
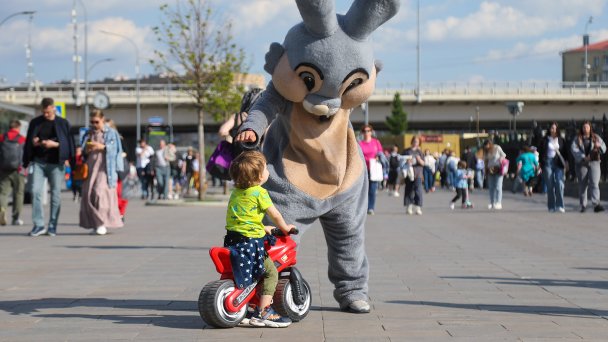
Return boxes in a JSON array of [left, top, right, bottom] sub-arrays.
[[554, 150, 568, 173], [500, 158, 510, 176], [369, 158, 384, 182], [206, 140, 235, 180], [401, 164, 415, 182]]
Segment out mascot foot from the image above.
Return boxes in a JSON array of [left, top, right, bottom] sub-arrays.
[[341, 300, 371, 314]]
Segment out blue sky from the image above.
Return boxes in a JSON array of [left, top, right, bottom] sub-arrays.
[[1, 0, 607, 88]]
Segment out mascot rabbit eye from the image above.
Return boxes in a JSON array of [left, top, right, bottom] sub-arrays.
[[300, 73, 315, 91]]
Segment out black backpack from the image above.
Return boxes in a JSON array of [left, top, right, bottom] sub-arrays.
[[0, 133, 22, 171], [389, 155, 400, 170]]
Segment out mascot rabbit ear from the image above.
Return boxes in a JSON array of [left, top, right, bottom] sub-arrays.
[[343, 0, 401, 41], [295, 0, 338, 38], [264, 42, 285, 74]]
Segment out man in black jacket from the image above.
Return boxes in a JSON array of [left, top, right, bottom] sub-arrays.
[[23, 97, 75, 236]]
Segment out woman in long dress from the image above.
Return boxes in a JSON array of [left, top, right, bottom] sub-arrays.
[[79, 109, 124, 235]]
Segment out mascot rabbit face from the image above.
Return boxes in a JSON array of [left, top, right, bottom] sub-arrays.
[[264, 0, 400, 118]]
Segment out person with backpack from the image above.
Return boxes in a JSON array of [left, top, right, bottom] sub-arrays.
[[0, 120, 26, 226], [23, 97, 75, 236], [387, 145, 401, 197]]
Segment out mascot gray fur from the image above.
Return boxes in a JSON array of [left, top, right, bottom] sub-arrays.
[[238, 0, 400, 313]]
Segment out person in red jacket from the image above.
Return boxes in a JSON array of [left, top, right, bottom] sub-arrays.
[[0, 120, 27, 226]]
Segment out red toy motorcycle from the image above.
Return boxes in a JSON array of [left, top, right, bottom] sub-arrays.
[[198, 229, 311, 328]]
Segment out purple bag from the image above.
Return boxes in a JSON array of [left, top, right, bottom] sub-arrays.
[[206, 141, 234, 180]]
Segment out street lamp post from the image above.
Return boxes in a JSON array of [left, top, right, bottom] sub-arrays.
[[73, 0, 88, 124], [584, 16, 593, 88], [100, 30, 141, 141], [415, 0, 422, 103], [0, 10, 35, 27], [476, 106, 480, 145]]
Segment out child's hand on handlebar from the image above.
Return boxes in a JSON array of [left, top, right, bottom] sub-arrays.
[[285, 225, 298, 235]]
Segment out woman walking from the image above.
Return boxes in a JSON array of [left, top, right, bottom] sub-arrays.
[[483, 139, 506, 210], [539, 122, 567, 212], [571, 121, 606, 213], [358, 124, 383, 215], [79, 110, 124, 235], [403, 135, 425, 215]]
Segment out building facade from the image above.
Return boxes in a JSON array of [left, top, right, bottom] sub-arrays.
[[562, 39, 608, 83]]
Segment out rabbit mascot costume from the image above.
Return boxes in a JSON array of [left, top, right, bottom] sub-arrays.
[[238, 0, 400, 313]]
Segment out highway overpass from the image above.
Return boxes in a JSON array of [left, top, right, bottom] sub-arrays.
[[2, 81, 608, 136]]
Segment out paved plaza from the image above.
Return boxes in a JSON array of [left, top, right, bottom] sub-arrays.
[[0, 188, 607, 341]]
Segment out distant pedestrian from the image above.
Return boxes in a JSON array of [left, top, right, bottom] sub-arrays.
[[571, 121, 606, 213], [135, 139, 154, 200], [71, 146, 87, 201], [0, 120, 26, 226], [403, 135, 425, 215], [387, 145, 401, 197], [539, 122, 567, 213], [183, 147, 195, 195], [450, 160, 473, 210], [446, 150, 459, 190], [358, 124, 383, 215], [154, 139, 171, 199], [79, 110, 124, 235], [23, 97, 75, 236], [483, 139, 506, 210], [423, 149, 436, 192], [515, 145, 539, 197], [474, 150, 485, 189]]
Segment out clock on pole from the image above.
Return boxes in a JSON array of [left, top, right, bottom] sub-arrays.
[[93, 92, 110, 109]]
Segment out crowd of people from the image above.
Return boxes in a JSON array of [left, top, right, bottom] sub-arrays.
[[1, 97, 607, 240], [356, 121, 607, 215]]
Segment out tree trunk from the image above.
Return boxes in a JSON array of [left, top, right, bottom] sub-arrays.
[[198, 107, 207, 200]]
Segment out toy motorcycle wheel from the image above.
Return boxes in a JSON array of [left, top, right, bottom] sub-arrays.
[[198, 279, 246, 328], [273, 278, 312, 321]]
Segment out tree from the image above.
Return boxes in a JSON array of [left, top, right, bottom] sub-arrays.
[[385, 92, 408, 135], [151, 0, 247, 199]]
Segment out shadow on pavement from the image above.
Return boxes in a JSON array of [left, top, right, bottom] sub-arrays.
[[386, 300, 608, 318], [63, 245, 209, 251], [0, 298, 204, 330], [440, 275, 608, 290], [573, 267, 608, 271]]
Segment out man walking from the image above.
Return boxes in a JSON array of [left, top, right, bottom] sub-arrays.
[[154, 139, 171, 200], [23, 97, 75, 236], [135, 139, 154, 200], [0, 120, 26, 226]]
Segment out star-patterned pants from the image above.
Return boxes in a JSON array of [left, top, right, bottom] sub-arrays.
[[224, 232, 278, 294]]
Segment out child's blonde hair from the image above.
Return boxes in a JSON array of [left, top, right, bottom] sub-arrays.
[[229, 151, 267, 189]]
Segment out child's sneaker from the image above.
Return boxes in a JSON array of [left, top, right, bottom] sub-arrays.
[[461, 203, 467, 209], [449, 202, 455, 210], [466, 202, 474, 209], [249, 306, 291, 328], [238, 306, 257, 326]]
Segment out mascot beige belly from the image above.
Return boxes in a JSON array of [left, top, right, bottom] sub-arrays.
[[239, 0, 400, 313]]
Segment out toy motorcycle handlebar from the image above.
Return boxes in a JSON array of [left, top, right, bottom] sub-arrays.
[[270, 227, 299, 236]]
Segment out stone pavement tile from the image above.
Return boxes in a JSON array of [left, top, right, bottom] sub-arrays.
[[379, 318, 445, 332], [322, 318, 388, 340]]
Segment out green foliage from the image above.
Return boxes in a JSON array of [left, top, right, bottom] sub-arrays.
[[385, 92, 408, 135], [152, 0, 249, 198], [151, 0, 248, 123]]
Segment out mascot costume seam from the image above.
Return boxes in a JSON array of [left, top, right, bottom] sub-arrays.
[[239, 0, 400, 313]]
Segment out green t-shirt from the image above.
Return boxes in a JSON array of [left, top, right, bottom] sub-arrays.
[[225, 185, 273, 238]]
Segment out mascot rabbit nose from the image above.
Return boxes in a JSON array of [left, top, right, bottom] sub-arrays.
[[303, 95, 341, 116]]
